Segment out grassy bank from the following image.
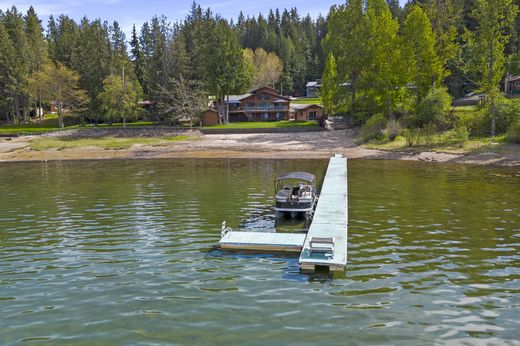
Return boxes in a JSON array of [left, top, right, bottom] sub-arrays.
[[29, 135, 195, 151], [363, 134, 520, 155]]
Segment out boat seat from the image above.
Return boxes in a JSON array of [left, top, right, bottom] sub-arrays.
[[309, 237, 334, 257]]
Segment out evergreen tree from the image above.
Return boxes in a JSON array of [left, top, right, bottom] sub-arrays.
[[0, 21, 17, 122], [76, 17, 112, 112], [129, 24, 146, 95], [205, 19, 249, 123]]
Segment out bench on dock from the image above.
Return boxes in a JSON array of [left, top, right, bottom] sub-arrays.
[[309, 237, 334, 257]]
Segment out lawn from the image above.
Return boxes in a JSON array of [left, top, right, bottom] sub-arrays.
[[0, 118, 168, 136], [291, 97, 322, 105], [203, 120, 319, 129], [29, 135, 195, 151]]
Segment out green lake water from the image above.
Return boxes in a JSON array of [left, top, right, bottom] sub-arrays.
[[0, 159, 519, 345]]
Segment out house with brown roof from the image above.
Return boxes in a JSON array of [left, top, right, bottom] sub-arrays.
[[223, 87, 290, 122], [291, 104, 325, 121]]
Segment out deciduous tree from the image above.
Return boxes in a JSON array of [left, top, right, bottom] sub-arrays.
[[464, 0, 518, 136]]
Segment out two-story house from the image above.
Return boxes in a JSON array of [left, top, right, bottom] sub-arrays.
[[223, 87, 291, 122]]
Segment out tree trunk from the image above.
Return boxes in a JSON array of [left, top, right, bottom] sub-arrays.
[[14, 95, 21, 125], [350, 85, 356, 124], [489, 40, 495, 137], [226, 94, 230, 124], [58, 104, 64, 128], [39, 87, 42, 121], [491, 97, 496, 137]]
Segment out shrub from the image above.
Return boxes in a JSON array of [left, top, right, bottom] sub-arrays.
[[506, 121, 520, 144], [452, 107, 487, 136], [446, 125, 470, 143], [402, 128, 421, 147], [384, 119, 402, 141], [357, 113, 386, 143], [420, 123, 437, 147], [416, 88, 452, 128], [490, 98, 520, 135]]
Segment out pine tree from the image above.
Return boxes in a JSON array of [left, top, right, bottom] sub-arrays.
[[0, 22, 17, 122], [129, 24, 146, 95]]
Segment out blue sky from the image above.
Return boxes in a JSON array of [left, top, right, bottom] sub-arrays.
[[1, 0, 408, 37]]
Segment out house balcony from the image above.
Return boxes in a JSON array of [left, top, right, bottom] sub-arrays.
[[229, 105, 289, 112]]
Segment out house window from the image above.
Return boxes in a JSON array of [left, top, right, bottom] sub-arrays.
[[261, 113, 269, 121], [309, 111, 317, 121], [247, 102, 255, 110]]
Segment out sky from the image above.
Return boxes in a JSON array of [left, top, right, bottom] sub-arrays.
[[0, 0, 408, 37]]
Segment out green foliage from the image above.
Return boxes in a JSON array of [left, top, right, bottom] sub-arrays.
[[415, 88, 452, 128], [384, 119, 402, 141], [445, 125, 470, 143], [98, 74, 143, 125], [401, 5, 443, 101], [36, 62, 89, 128], [321, 53, 338, 116], [491, 98, 520, 135], [505, 120, 520, 143], [402, 128, 421, 147], [421, 123, 437, 147], [464, 0, 518, 136], [357, 113, 386, 143]]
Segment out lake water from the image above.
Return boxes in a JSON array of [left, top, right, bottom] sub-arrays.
[[0, 159, 519, 345]]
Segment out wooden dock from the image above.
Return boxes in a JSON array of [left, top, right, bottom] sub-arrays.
[[298, 154, 348, 272], [218, 154, 348, 273]]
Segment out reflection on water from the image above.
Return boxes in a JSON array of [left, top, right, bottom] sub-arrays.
[[0, 159, 519, 345]]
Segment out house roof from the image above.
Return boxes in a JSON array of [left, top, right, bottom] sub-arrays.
[[306, 81, 321, 88], [223, 86, 289, 103], [226, 93, 252, 103], [508, 76, 520, 83]]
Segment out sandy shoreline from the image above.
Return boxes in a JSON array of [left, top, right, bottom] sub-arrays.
[[1, 129, 519, 167]]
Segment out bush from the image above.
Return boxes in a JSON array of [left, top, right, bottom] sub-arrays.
[[506, 121, 520, 144], [452, 107, 487, 136], [384, 119, 402, 141], [490, 98, 520, 135], [357, 113, 386, 143], [402, 128, 421, 147], [446, 125, 470, 143], [420, 123, 436, 147], [416, 88, 452, 128]]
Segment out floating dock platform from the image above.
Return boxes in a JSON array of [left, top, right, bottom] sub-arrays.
[[219, 154, 348, 273], [220, 231, 306, 253]]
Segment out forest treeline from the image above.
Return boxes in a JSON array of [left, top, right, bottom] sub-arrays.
[[1, 0, 520, 139]]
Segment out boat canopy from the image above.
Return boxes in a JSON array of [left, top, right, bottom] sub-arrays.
[[275, 172, 315, 183]]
